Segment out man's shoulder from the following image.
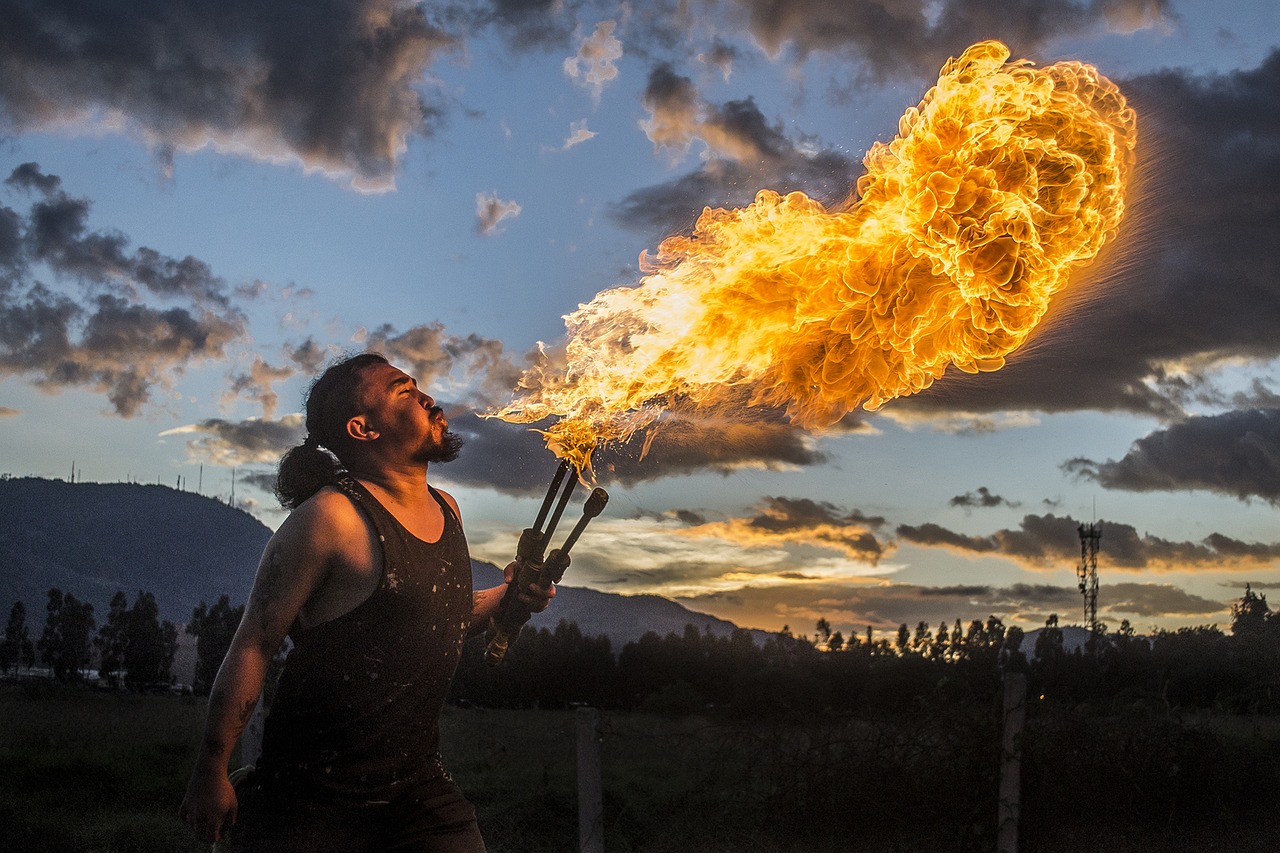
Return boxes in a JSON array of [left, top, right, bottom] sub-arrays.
[[279, 485, 367, 539]]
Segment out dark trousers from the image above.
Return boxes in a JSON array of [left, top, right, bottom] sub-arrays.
[[231, 772, 486, 853]]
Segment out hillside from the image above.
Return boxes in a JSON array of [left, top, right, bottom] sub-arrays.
[[0, 477, 270, 624], [0, 477, 764, 650]]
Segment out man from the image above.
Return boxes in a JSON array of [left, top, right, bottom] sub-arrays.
[[180, 353, 552, 851]]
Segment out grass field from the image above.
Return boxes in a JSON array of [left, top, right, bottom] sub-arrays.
[[4, 681, 1280, 852]]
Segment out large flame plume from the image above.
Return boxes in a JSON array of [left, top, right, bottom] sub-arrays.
[[496, 42, 1137, 473]]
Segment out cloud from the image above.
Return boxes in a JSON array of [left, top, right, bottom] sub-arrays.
[[896, 513, 1280, 572], [698, 40, 739, 81], [367, 322, 527, 408], [949, 486, 1018, 510], [0, 1, 456, 190], [721, 0, 1171, 74], [474, 191, 522, 235], [223, 357, 296, 419], [1063, 409, 1280, 505], [676, 576, 1222, 635], [162, 413, 305, 467], [616, 63, 857, 235], [0, 406, 20, 417], [560, 119, 598, 150], [442, 404, 828, 494], [563, 19, 624, 101], [680, 495, 892, 562], [0, 165, 247, 416]]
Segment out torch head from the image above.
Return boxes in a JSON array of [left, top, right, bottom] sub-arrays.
[[583, 487, 609, 519]]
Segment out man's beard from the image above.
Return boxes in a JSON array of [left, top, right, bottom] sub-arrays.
[[420, 427, 464, 464]]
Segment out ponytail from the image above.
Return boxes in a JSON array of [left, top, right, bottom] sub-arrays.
[[274, 439, 343, 509]]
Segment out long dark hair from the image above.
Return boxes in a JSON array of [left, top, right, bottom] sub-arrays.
[[274, 352, 389, 509]]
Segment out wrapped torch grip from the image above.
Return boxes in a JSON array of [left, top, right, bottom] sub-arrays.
[[483, 553, 564, 666]]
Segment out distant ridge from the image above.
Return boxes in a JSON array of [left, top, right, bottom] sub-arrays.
[[0, 477, 270, 623], [0, 477, 765, 650]]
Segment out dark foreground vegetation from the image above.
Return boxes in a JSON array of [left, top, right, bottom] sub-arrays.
[[2, 586, 1279, 851]]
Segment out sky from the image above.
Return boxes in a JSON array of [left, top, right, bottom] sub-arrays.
[[1, 0, 1278, 642]]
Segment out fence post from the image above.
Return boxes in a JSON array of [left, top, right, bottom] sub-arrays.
[[998, 672, 1027, 853], [576, 706, 605, 853]]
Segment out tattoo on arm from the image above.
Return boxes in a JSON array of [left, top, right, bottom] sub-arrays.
[[252, 542, 289, 638]]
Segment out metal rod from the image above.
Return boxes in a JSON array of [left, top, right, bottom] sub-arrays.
[[533, 459, 571, 533], [543, 473, 579, 542]]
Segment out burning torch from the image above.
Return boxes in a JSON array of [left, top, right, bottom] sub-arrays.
[[485, 460, 609, 665]]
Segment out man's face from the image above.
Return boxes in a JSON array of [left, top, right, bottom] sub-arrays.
[[358, 363, 463, 464]]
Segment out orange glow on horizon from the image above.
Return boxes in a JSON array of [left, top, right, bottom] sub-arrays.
[[495, 41, 1137, 474]]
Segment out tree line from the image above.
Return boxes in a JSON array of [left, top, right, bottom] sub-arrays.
[[8, 584, 1279, 718], [0, 588, 242, 692], [450, 585, 1280, 718]]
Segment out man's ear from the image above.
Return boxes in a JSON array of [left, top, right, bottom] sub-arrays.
[[346, 415, 379, 443]]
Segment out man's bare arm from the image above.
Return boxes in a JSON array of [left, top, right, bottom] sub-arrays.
[[179, 491, 355, 842]]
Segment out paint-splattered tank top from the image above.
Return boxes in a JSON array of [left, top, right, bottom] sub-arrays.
[[257, 476, 472, 802]]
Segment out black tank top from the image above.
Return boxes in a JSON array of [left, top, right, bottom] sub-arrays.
[[257, 476, 472, 802]]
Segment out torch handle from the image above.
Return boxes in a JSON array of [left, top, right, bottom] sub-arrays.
[[483, 556, 551, 666]]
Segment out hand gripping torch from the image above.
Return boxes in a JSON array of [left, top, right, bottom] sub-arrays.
[[485, 460, 609, 666]]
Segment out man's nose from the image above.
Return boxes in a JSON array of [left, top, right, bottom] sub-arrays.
[[419, 390, 435, 408]]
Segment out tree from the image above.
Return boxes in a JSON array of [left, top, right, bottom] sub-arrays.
[[95, 591, 130, 687], [121, 591, 177, 689], [38, 588, 95, 683], [1, 601, 33, 674], [188, 595, 244, 694], [1231, 584, 1270, 641]]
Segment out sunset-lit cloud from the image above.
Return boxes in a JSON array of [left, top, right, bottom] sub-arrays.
[[896, 514, 1280, 572], [161, 414, 305, 467]]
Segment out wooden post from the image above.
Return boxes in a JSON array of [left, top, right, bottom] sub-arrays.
[[576, 706, 604, 853], [998, 672, 1027, 853]]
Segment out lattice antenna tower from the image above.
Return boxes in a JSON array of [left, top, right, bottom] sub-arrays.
[[1077, 522, 1101, 634]]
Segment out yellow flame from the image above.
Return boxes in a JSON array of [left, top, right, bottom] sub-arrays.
[[496, 42, 1136, 473]]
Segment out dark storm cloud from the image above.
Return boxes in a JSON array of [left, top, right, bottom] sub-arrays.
[[442, 405, 828, 494], [949, 486, 1017, 510], [896, 513, 1280, 571], [0, 164, 246, 415], [717, 0, 1171, 74], [615, 64, 857, 235], [1064, 409, 1280, 505], [0, 1, 456, 189], [893, 48, 1280, 420]]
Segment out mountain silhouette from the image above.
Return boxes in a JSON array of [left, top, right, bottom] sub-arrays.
[[0, 477, 763, 649]]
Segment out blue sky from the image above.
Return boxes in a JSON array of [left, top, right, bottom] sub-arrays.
[[1, 0, 1278, 639]]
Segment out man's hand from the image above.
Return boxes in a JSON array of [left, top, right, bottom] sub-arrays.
[[504, 559, 556, 613], [179, 764, 238, 843]]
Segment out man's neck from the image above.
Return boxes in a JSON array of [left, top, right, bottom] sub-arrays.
[[347, 461, 431, 507]]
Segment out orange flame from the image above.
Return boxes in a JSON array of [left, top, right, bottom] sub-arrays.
[[496, 42, 1136, 473]]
